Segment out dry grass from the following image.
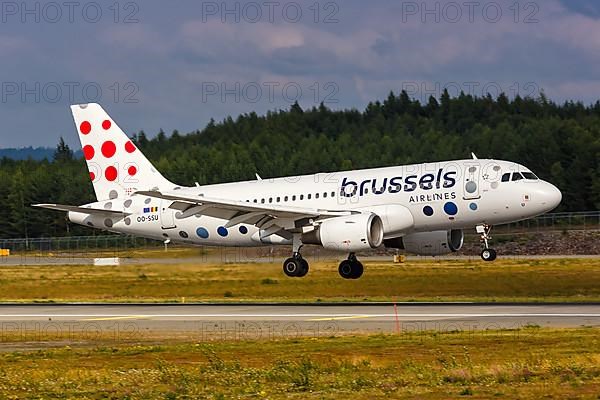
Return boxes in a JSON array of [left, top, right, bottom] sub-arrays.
[[0, 258, 599, 303], [0, 328, 598, 399]]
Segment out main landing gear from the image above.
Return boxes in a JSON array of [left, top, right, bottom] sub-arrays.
[[282, 235, 364, 279], [283, 235, 309, 278], [338, 253, 364, 279], [282, 253, 309, 278], [477, 224, 497, 262]]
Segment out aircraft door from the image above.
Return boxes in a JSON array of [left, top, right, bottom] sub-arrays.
[[160, 200, 177, 229], [463, 164, 481, 200]]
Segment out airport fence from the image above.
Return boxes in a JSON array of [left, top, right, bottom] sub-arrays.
[[493, 211, 600, 234], [0, 211, 598, 259]]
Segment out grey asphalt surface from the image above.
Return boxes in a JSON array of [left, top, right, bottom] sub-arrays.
[[0, 304, 598, 341]]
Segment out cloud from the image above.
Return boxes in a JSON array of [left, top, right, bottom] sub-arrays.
[[3, 0, 600, 147]]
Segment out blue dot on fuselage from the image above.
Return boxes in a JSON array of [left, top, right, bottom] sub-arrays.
[[217, 226, 228, 237], [196, 227, 209, 239], [423, 206, 434, 216], [239, 225, 248, 234], [469, 202, 478, 211], [444, 202, 458, 216]]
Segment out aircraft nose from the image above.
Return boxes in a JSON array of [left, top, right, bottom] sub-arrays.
[[541, 182, 562, 211]]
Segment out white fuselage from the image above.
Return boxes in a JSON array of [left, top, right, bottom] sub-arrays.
[[69, 158, 562, 247]]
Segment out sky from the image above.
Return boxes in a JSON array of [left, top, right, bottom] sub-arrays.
[[0, 0, 599, 148]]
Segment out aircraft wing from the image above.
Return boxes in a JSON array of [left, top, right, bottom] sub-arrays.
[[33, 204, 130, 217], [135, 190, 353, 232]]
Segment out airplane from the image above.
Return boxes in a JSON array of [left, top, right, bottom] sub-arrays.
[[35, 103, 562, 279]]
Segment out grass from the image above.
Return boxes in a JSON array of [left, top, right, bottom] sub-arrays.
[[0, 328, 598, 399], [0, 258, 600, 303]]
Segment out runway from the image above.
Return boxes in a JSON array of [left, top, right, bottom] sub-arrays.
[[0, 304, 598, 340]]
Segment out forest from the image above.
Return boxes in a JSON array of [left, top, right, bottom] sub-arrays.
[[0, 90, 598, 238]]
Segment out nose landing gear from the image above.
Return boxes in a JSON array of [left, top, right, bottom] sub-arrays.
[[477, 224, 497, 262], [338, 253, 364, 279]]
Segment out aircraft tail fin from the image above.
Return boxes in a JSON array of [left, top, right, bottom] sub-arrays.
[[70, 103, 174, 201]]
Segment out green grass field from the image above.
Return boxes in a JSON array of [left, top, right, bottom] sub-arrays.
[[0, 258, 599, 303], [0, 328, 598, 399]]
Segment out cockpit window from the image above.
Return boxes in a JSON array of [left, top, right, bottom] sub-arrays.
[[501, 173, 510, 182], [512, 172, 524, 181], [522, 172, 538, 180]]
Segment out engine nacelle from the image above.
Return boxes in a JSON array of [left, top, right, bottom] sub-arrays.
[[384, 229, 464, 256], [302, 213, 384, 252]]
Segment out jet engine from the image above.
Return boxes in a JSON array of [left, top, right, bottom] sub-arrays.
[[302, 213, 384, 252], [384, 229, 464, 256]]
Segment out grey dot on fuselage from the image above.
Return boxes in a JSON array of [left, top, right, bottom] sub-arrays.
[[145, 198, 152, 204], [104, 219, 113, 228], [124, 218, 131, 226], [124, 200, 132, 208], [109, 190, 119, 200], [104, 202, 112, 210]]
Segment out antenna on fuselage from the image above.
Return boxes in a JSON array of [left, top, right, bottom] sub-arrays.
[[255, 173, 263, 181], [471, 152, 478, 160]]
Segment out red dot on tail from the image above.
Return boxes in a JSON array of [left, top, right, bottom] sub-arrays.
[[125, 141, 136, 153], [89, 171, 96, 181], [105, 166, 118, 181], [83, 145, 95, 160], [102, 120, 112, 130], [128, 166, 138, 176], [80, 121, 91, 135], [101, 141, 117, 158]]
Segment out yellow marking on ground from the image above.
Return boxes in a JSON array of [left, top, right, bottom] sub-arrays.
[[307, 315, 374, 321], [82, 315, 149, 321]]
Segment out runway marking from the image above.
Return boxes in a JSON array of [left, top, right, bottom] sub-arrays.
[[82, 315, 149, 321], [0, 314, 599, 319], [307, 315, 374, 321]]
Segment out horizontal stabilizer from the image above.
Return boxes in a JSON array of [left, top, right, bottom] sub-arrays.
[[33, 204, 130, 217]]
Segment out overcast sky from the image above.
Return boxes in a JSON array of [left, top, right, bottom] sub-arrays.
[[0, 0, 599, 148]]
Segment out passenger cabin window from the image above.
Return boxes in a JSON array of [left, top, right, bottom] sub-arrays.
[[292, 195, 296, 201], [315, 193, 319, 199], [323, 192, 327, 198], [308, 194, 312, 200], [522, 172, 538, 180], [300, 195, 304, 200], [512, 173, 524, 181]]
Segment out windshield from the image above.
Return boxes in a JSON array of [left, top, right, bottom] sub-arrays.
[[512, 172, 524, 181]]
